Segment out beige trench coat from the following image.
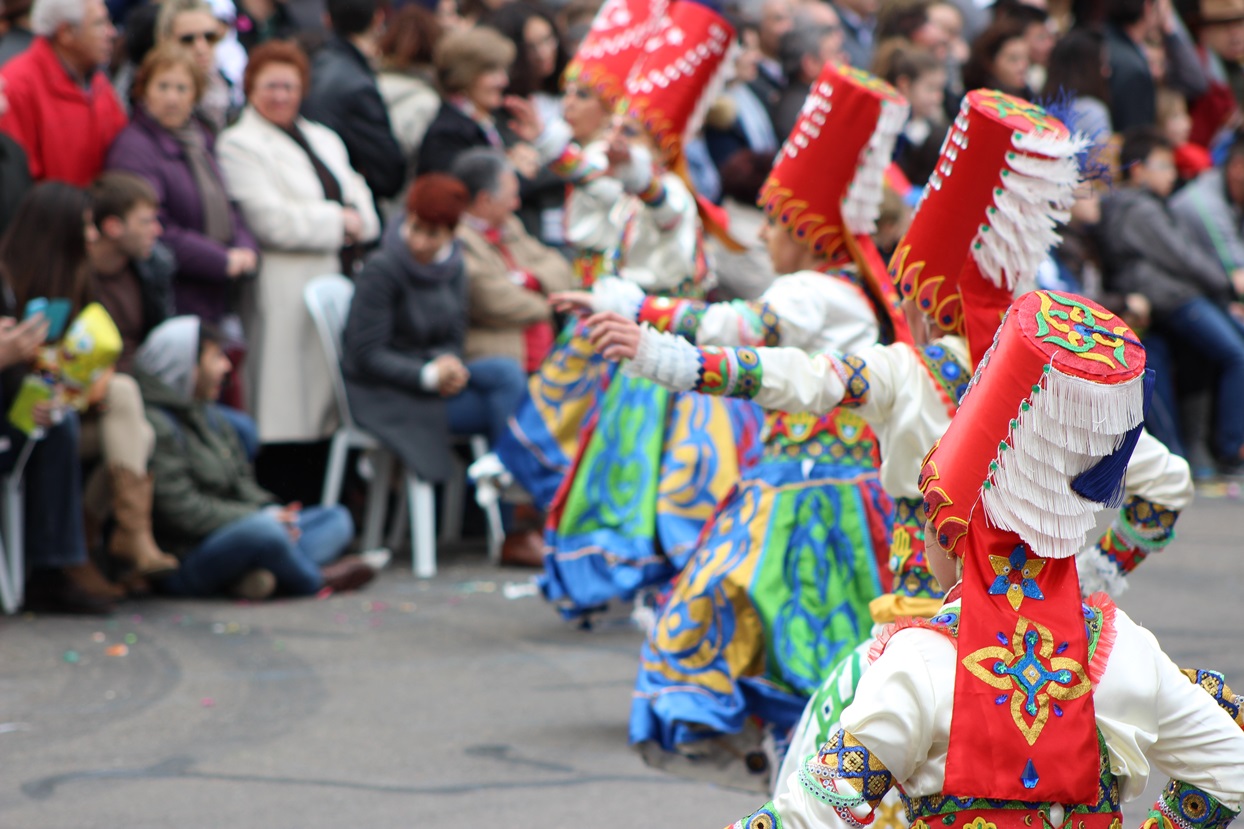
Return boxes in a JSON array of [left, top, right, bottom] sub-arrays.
[[217, 106, 380, 443]]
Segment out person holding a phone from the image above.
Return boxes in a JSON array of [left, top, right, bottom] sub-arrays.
[[0, 188, 121, 614]]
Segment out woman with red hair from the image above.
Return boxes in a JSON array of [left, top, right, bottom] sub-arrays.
[[341, 174, 528, 536]]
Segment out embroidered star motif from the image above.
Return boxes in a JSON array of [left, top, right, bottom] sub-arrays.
[[988, 545, 1045, 611], [962, 617, 1091, 745]]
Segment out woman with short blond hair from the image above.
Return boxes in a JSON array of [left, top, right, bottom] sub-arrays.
[[415, 26, 518, 175]]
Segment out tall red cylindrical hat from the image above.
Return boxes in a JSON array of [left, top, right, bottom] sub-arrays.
[[920, 290, 1148, 559], [565, 0, 669, 111], [622, 0, 735, 169], [892, 90, 1084, 367], [760, 63, 909, 258]]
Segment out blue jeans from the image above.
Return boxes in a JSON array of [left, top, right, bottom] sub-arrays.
[[1160, 297, 1244, 460], [212, 405, 259, 462], [161, 505, 354, 597], [445, 357, 527, 444], [445, 357, 526, 531], [0, 412, 87, 569], [1140, 333, 1185, 458]]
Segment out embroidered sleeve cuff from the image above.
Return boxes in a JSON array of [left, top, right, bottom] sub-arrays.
[[1181, 668, 1244, 728], [1143, 780, 1239, 829], [592, 276, 645, 318], [828, 353, 871, 408], [730, 803, 785, 829], [638, 296, 709, 341], [799, 729, 893, 823], [534, 118, 573, 165], [1119, 495, 1179, 550], [549, 141, 606, 184], [622, 326, 703, 392]]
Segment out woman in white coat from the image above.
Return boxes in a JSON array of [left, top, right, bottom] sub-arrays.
[[217, 41, 380, 446]]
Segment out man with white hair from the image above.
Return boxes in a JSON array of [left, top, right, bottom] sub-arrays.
[[0, 0, 126, 185]]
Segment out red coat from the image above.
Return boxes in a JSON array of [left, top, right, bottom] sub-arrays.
[[0, 38, 126, 185]]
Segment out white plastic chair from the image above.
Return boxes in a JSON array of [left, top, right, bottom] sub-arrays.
[[303, 275, 503, 578], [0, 436, 37, 614]]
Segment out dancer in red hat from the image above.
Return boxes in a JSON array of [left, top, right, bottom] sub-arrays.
[[584, 91, 1196, 794], [729, 288, 1244, 829], [494, 0, 765, 616], [555, 62, 916, 775]]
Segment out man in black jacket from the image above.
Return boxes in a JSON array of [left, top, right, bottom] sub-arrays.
[[301, 0, 405, 204]]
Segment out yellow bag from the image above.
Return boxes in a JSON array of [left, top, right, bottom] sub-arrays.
[[56, 303, 122, 410]]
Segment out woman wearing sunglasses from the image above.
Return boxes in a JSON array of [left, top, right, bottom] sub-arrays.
[[156, 0, 236, 132]]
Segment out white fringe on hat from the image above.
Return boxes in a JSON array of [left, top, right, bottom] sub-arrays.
[[842, 95, 910, 235], [980, 361, 1147, 559], [970, 129, 1087, 296]]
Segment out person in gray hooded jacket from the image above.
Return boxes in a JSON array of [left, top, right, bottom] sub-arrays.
[[135, 316, 377, 599]]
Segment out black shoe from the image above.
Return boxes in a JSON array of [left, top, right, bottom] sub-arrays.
[[22, 568, 116, 616]]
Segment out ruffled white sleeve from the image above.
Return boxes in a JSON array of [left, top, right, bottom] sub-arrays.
[[696, 271, 879, 352]]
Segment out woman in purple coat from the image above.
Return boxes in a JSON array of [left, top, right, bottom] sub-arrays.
[[106, 44, 259, 328]]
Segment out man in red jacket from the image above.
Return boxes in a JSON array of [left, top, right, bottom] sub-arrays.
[[0, 0, 125, 185]]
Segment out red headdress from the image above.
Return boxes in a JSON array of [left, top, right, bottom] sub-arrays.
[[919, 290, 1150, 806], [892, 90, 1085, 366], [760, 62, 914, 344], [564, 0, 669, 112], [622, 0, 736, 171]]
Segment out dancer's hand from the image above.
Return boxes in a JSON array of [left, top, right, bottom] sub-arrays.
[[586, 312, 642, 361], [549, 291, 596, 315]]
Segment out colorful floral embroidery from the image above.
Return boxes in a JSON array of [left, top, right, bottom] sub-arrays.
[[918, 342, 970, 404], [1032, 291, 1135, 370], [731, 803, 784, 829], [695, 347, 764, 398], [827, 353, 871, 407], [763, 411, 879, 466], [1180, 668, 1243, 727], [961, 616, 1091, 746], [637, 176, 667, 207], [988, 545, 1046, 611], [550, 143, 605, 184], [1144, 781, 1239, 829], [638, 296, 708, 341], [801, 729, 894, 816]]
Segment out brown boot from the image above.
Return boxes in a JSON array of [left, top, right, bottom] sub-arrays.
[[501, 530, 545, 567], [107, 465, 180, 577], [319, 555, 376, 593], [62, 560, 126, 602]]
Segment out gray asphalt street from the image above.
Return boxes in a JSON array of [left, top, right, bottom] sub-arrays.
[[0, 495, 1240, 828]]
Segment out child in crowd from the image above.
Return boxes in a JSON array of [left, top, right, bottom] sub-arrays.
[[877, 42, 947, 191], [1157, 86, 1213, 182]]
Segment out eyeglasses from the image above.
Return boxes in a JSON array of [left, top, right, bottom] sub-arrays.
[[178, 30, 222, 45]]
